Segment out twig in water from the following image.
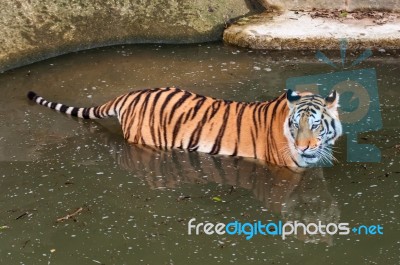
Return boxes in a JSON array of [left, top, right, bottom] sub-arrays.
[[16, 212, 28, 220], [56, 207, 83, 222]]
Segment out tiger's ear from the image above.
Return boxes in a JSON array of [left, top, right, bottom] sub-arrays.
[[325, 90, 339, 112], [286, 89, 301, 109]]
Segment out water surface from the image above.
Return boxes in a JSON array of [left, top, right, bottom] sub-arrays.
[[0, 43, 399, 264]]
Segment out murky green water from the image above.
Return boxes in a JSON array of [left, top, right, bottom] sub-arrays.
[[0, 43, 399, 264]]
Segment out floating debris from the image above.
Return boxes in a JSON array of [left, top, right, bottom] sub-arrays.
[[56, 207, 83, 222], [212, 196, 222, 202]]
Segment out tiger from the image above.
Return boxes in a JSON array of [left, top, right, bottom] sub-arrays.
[[27, 87, 342, 167]]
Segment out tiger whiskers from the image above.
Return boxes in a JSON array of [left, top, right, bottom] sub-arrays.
[[316, 146, 338, 164], [329, 145, 342, 154]]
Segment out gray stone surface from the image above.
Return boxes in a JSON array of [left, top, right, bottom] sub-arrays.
[[259, 0, 400, 11], [223, 11, 400, 50], [0, 0, 263, 72]]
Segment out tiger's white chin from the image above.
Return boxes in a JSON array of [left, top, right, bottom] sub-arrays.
[[301, 155, 320, 165], [297, 149, 323, 166]]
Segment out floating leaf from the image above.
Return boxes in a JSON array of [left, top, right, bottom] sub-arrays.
[[212, 196, 222, 202]]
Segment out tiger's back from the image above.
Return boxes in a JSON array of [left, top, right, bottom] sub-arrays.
[[116, 87, 289, 164]]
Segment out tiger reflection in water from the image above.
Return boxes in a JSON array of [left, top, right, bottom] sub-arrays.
[[106, 136, 340, 245]]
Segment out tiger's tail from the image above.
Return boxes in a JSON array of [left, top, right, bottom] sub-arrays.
[[27, 91, 117, 119]]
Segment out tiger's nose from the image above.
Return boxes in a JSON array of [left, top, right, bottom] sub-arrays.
[[297, 145, 309, 153]]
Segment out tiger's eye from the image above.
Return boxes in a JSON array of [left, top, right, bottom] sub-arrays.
[[311, 124, 320, 130]]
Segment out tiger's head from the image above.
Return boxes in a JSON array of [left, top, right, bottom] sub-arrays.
[[284, 90, 342, 167]]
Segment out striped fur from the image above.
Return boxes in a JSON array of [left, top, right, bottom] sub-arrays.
[[27, 87, 342, 167]]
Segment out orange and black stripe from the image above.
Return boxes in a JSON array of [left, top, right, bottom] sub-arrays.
[[27, 87, 302, 167]]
